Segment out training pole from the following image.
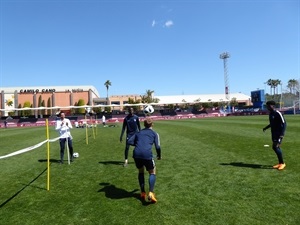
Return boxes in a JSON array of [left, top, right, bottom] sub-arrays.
[[66, 137, 70, 165], [95, 114, 98, 135], [92, 122, 95, 139], [85, 114, 89, 145], [46, 119, 50, 191]]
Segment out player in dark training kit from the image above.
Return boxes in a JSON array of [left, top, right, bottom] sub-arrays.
[[263, 100, 287, 170], [128, 118, 161, 203], [120, 107, 141, 167]]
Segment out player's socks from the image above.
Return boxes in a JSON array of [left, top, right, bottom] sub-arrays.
[[138, 173, 145, 193], [149, 174, 156, 192], [274, 147, 284, 164]]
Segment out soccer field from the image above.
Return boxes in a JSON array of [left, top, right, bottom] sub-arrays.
[[0, 115, 299, 225]]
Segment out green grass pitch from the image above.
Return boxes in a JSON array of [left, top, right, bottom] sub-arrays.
[[0, 115, 299, 225]]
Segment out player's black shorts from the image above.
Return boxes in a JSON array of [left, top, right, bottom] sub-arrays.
[[272, 135, 283, 144], [134, 158, 156, 171]]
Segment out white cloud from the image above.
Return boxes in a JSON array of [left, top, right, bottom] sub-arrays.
[[151, 19, 174, 28], [164, 20, 174, 28], [151, 20, 156, 27]]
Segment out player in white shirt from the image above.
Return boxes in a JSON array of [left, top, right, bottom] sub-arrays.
[[55, 112, 74, 164]]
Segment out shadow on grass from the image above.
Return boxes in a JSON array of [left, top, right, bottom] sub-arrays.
[[98, 182, 153, 206], [98, 182, 138, 199], [38, 158, 60, 163], [0, 167, 48, 208], [220, 162, 273, 169], [98, 161, 127, 166]]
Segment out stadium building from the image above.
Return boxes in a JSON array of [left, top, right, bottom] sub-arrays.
[[0, 85, 251, 117], [0, 86, 99, 117]]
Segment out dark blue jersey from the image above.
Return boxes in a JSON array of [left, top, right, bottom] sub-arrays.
[[120, 114, 141, 139], [128, 128, 161, 160], [267, 110, 286, 137]]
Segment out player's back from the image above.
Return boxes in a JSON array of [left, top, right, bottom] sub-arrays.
[[133, 128, 157, 160]]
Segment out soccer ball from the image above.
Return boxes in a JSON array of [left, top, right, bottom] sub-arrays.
[[73, 152, 79, 158], [143, 104, 154, 115]]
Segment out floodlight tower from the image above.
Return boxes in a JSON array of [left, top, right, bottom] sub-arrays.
[[220, 52, 230, 111]]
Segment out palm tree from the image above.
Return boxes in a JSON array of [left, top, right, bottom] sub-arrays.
[[266, 79, 281, 96], [287, 79, 299, 94], [145, 89, 154, 103], [266, 79, 274, 95], [140, 89, 159, 103], [274, 79, 281, 95], [104, 80, 112, 104], [140, 95, 147, 103]]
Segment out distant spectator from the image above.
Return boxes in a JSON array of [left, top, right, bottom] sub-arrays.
[[55, 113, 74, 164], [102, 115, 106, 127], [4, 120, 7, 128]]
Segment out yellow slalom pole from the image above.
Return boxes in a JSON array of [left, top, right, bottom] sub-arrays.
[[96, 114, 98, 136], [85, 114, 88, 145], [95, 122, 97, 136], [92, 120, 95, 140], [93, 126, 95, 139], [46, 119, 50, 191]]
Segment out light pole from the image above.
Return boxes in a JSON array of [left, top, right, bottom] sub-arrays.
[[219, 98, 223, 111], [298, 78, 300, 110], [280, 83, 283, 110], [220, 52, 230, 112]]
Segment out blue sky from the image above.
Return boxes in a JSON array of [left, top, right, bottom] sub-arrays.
[[0, 0, 299, 98]]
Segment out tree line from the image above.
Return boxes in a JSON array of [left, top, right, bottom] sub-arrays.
[[266, 78, 299, 95], [11, 78, 298, 116]]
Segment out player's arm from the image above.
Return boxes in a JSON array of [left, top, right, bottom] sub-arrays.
[[120, 119, 127, 142], [154, 133, 161, 159], [67, 119, 73, 129], [263, 124, 270, 132], [156, 147, 161, 160], [136, 117, 141, 131], [55, 121, 62, 130], [279, 118, 286, 138], [280, 123, 286, 138]]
